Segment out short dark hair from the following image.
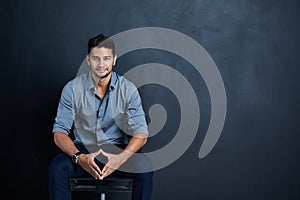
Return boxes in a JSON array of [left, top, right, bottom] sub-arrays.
[[87, 33, 115, 56]]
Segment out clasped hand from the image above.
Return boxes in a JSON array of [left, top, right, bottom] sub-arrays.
[[77, 149, 130, 180]]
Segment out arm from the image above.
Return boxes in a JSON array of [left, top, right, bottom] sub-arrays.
[[54, 131, 102, 178], [53, 132, 80, 157], [100, 86, 149, 179], [100, 132, 147, 179], [52, 81, 77, 156], [52, 82, 102, 179], [123, 132, 147, 158]]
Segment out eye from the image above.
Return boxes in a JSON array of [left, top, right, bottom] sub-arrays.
[[104, 56, 111, 61], [91, 56, 100, 62]]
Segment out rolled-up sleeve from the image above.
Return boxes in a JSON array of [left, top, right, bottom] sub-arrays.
[[52, 81, 74, 135], [126, 89, 149, 136]]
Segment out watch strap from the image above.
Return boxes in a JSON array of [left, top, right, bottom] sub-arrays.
[[72, 151, 82, 164]]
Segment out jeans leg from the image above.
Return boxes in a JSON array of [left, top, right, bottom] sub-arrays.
[[113, 145, 154, 200], [131, 171, 153, 200], [48, 153, 87, 200]]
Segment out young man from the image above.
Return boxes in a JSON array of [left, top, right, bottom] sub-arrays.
[[48, 33, 153, 200]]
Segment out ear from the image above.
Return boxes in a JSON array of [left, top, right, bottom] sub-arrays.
[[86, 54, 90, 65], [113, 55, 117, 66]]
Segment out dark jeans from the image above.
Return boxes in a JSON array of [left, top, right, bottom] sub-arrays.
[[48, 143, 153, 200]]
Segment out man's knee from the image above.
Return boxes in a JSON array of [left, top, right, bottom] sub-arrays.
[[135, 171, 153, 182], [119, 153, 153, 174], [48, 153, 73, 177]]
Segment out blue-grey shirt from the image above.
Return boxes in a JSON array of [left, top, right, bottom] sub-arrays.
[[52, 71, 148, 147]]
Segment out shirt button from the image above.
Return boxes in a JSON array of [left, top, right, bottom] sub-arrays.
[[100, 107, 103, 109]]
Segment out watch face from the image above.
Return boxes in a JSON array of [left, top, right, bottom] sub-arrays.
[[72, 155, 76, 163], [72, 152, 81, 164]]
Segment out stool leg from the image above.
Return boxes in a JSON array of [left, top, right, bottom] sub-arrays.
[[101, 193, 105, 200]]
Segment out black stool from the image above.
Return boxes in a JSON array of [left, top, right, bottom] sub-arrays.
[[70, 175, 133, 200]]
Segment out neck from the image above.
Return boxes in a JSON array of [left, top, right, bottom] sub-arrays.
[[92, 73, 112, 98], [93, 71, 111, 85]]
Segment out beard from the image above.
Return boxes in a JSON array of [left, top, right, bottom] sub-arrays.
[[95, 67, 112, 79], [99, 69, 112, 79]]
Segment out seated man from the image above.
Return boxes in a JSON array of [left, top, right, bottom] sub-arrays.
[[48, 33, 153, 200]]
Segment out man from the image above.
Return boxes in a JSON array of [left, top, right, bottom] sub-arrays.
[[48, 33, 153, 200]]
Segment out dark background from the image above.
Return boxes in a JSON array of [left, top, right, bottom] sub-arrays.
[[1, 0, 299, 199]]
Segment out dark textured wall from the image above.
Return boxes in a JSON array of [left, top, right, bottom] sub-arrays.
[[1, 0, 299, 199]]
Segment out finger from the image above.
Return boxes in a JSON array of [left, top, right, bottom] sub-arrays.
[[89, 167, 101, 179], [101, 161, 115, 176], [101, 160, 117, 176], [95, 148, 102, 156], [91, 148, 102, 157], [100, 167, 112, 180], [87, 159, 102, 178], [102, 164, 109, 175], [101, 167, 115, 180], [91, 162, 102, 176], [100, 149, 112, 157]]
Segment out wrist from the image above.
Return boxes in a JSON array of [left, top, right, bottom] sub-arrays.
[[120, 150, 134, 162], [72, 151, 82, 164]]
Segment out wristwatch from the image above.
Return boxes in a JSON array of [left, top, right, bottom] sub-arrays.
[[72, 152, 82, 164]]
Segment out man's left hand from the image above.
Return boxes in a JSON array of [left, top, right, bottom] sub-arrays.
[[99, 149, 132, 179]]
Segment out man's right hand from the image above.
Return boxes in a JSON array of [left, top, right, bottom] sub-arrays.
[[77, 150, 103, 179]]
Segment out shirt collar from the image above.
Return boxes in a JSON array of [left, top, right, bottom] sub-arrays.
[[109, 71, 117, 91]]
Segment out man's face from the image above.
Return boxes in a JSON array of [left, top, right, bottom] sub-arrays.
[[86, 47, 116, 80]]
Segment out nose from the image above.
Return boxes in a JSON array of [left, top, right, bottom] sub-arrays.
[[97, 59, 105, 67]]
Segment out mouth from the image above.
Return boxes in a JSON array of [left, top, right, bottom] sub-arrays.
[[96, 68, 108, 73]]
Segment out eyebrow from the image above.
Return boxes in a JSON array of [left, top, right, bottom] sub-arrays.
[[91, 55, 112, 58]]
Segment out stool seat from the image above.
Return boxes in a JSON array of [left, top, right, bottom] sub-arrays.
[[70, 175, 133, 200]]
